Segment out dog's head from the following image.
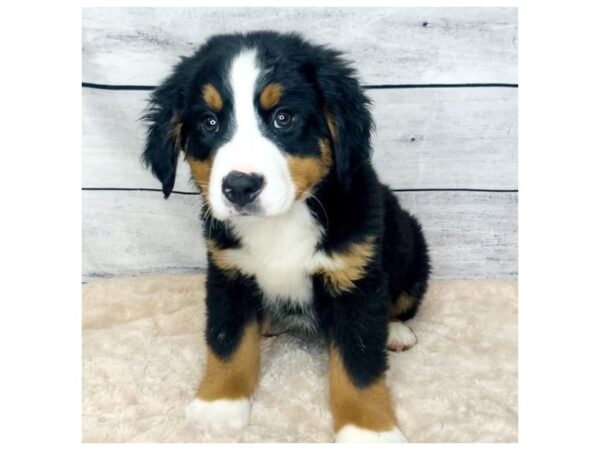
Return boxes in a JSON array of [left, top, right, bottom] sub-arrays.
[[142, 31, 373, 220]]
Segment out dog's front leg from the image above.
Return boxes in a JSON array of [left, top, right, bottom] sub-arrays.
[[186, 263, 262, 431], [316, 275, 408, 443]]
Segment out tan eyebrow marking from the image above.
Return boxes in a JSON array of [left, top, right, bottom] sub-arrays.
[[201, 83, 223, 112], [259, 83, 284, 110]]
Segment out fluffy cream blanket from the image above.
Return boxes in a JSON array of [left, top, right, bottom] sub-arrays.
[[82, 274, 517, 443]]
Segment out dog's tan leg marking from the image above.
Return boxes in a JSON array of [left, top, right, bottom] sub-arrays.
[[186, 321, 261, 430], [196, 321, 261, 400], [328, 346, 401, 439], [387, 293, 418, 352], [389, 293, 415, 319]]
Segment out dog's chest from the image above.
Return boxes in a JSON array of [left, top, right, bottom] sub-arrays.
[[226, 203, 323, 306]]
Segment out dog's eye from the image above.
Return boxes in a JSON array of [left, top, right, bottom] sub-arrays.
[[273, 110, 293, 129], [201, 116, 219, 133]]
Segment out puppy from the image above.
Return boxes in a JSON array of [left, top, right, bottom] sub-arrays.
[[142, 31, 430, 443]]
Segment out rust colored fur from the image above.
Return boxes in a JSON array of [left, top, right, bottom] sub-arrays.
[[287, 139, 333, 199], [259, 83, 284, 110], [187, 157, 213, 195], [319, 236, 376, 295], [329, 346, 398, 432], [202, 83, 223, 112], [196, 321, 261, 400]]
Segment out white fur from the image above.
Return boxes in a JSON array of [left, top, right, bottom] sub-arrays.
[[335, 425, 408, 443], [185, 397, 251, 430], [222, 200, 364, 309], [388, 321, 417, 350], [208, 49, 296, 220], [227, 202, 323, 306]]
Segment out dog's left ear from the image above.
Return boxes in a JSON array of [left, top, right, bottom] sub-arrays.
[[309, 52, 374, 189], [142, 65, 189, 198]]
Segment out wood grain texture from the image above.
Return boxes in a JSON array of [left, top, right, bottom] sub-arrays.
[[371, 88, 517, 190], [82, 191, 205, 279], [82, 190, 517, 281], [82, 7, 518, 281], [82, 7, 517, 86], [83, 87, 517, 191]]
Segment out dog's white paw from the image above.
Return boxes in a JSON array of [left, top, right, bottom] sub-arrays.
[[387, 321, 417, 352], [185, 397, 251, 430], [335, 424, 408, 443]]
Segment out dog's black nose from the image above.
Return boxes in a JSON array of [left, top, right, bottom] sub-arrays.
[[222, 171, 265, 207]]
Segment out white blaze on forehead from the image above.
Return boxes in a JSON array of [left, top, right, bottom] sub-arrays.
[[229, 50, 261, 143], [208, 49, 295, 220]]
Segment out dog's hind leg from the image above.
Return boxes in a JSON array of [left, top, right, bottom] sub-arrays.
[[386, 290, 424, 352]]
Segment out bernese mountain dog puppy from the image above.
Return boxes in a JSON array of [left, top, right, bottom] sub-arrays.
[[142, 31, 430, 443]]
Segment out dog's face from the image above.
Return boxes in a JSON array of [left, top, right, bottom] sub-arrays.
[[143, 32, 373, 220], [187, 49, 333, 220]]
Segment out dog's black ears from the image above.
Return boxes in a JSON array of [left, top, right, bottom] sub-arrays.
[[142, 65, 188, 199], [309, 52, 374, 190]]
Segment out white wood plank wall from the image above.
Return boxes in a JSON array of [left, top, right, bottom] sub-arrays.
[[82, 7, 518, 280]]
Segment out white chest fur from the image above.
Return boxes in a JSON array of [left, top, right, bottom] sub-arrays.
[[224, 202, 324, 306]]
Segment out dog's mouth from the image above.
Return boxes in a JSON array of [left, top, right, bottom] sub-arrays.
[[215, 197, 297, 221], [230, 202, 264, 217], [210, 197, 267, 220]]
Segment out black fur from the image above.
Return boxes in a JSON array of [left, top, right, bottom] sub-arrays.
[[142, 31, 430, 389]]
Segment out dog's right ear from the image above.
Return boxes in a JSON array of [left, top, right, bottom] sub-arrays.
[[142, 65, 188, 199]]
